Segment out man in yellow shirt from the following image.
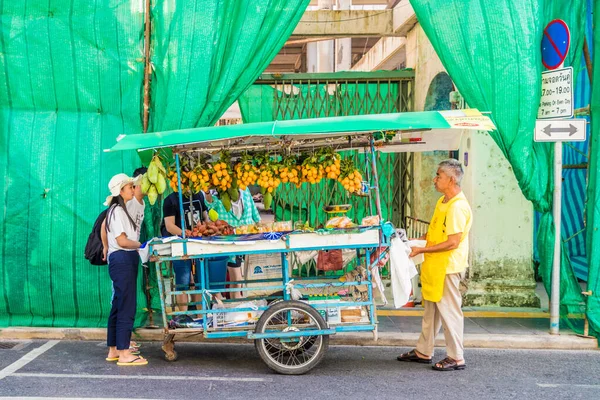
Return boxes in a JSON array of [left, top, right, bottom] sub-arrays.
[[397, 159, 472, 371]]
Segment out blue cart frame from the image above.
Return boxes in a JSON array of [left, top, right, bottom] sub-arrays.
[[147, 136, 393, 375]]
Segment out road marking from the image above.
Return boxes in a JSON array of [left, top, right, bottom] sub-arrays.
[[0, 340, 60, 380], [10, 372, 270, 382], [538, 383, 600, 389], [0, 398, 159, 400]]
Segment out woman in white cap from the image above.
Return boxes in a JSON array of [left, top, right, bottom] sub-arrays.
[[103, 173, 148, 366]]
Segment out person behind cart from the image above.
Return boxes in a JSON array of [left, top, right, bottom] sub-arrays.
[[204, 187, 261, 299], [397, 159, 472, 371], [103, 173, 148, 366], [161, 190, 209, 311]]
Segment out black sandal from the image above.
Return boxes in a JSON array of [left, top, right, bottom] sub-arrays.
[[396, 349, 432, 364], [432, 357, 466, 371]]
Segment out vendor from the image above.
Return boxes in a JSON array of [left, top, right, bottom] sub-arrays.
[[204, 187, 261, 299], [161, 190, 209, 311]]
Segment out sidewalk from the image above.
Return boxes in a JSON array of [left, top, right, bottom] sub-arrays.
[[1, 310, 596, 350]]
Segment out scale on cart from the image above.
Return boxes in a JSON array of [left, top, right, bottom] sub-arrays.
[[106, 109, 495, 374]]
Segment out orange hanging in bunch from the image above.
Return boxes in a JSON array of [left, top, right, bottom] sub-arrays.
[[235, 153, 259, 191], [301, 153, 324, 185], [211, 159, 233, 193], [257, 164, 281, 194], [190, 165, 211, 193], [279, 155, 301, 188], [338, 158, 364, 194], [322, 149, 341, 180]]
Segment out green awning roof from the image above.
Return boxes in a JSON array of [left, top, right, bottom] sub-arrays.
[[105, 109, 495, 153]]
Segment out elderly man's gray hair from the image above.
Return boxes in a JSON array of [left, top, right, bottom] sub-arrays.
[[438, 159, 464, 185]]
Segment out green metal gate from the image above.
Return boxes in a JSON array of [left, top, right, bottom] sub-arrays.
[[239, 70, 415, 227]]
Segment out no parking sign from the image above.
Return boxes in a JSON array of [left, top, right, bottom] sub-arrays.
[[541, 19, 570, 70]]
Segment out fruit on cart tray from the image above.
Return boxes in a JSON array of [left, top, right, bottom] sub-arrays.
[[325, 216, 354, 229], [208, 209, 219, 222], [323, 204, 352, 213], [361, 215, 380, 226], [191, 220, 234, 237]]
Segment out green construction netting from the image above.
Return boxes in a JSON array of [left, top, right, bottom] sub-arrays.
[[586, 0, 600, 338], [0, 1, 145, 327], [150, 0, 309, 132], [411, 0, 592, 334], [0, 0, 310, 328]]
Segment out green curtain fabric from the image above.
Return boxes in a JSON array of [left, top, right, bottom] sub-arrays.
[[0, 0, 310, 328], [410, 0, 588, 324], [150, 0, 310, 131], [585, 0, 600, 337], [0, 1, 145, 327]]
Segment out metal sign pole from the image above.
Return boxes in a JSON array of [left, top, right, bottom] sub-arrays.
[[540, 19, 571, 335], [550, 141, 562, 334]]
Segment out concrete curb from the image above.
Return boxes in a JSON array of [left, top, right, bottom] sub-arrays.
[[1, 327, 597, 350]]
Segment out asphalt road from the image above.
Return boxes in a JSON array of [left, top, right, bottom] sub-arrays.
[[0, 339, 599, 400]]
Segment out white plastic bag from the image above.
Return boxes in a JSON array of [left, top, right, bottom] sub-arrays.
[[211, 299, 267, 327], [407, 239, 427, 265], [389, 237, 418, 308]]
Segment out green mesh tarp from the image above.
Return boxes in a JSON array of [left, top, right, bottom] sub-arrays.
[[0, 1, 144, 327], [411, 0, 591, 332], [150, 0, 309, 131], [0, 0, 309, 328], [586, 0, 600, 337]]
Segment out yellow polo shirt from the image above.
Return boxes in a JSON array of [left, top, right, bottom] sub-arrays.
[[420, 192, 472, 302]]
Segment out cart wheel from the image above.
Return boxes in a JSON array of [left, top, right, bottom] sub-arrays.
[[162, 334, 178, 362], [254, 300, 329, 375]]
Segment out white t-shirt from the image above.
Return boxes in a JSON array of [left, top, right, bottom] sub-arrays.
[[126, 197, 145, 241], [107, 205, 139, 256]]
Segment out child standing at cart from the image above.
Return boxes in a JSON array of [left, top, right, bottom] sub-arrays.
[[204, 187, 261, 299], [104, 173, 147, 366]]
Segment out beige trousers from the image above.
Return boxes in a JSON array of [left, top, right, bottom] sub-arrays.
[[415, 273, 464, 360]]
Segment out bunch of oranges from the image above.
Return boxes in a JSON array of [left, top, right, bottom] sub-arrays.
[[279, 166, 301, 187], [168, 170, 182, 192], [211, 162, 233, 192], [338, 158, 364, 194], [301, 153, 325, 185], [323, 151, 341, 180], [235, 155, 259, 191], [279, 156, 301, 188], [189, 166, 211, 193], [257, 165, 281, 194]]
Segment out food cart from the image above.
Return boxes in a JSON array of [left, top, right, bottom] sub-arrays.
[[106, 109, 495, 374]]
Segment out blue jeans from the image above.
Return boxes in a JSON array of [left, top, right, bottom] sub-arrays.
[[172, 259, 228, 291], [107, 250, 139, 350], [173, 259, 195, 290]]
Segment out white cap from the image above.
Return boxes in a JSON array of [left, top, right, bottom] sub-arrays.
[[103, 173, 142, 206]]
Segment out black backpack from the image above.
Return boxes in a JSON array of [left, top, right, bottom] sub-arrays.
[[84, 209, 109, 265]]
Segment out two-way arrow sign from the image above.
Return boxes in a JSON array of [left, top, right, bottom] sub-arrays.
[[535, 119, 586, 142], [543, 123, 578, 136]]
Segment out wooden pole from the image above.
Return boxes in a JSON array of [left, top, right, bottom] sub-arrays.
[[141, 0, 157, 328], [142, 0, 152, 134]]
